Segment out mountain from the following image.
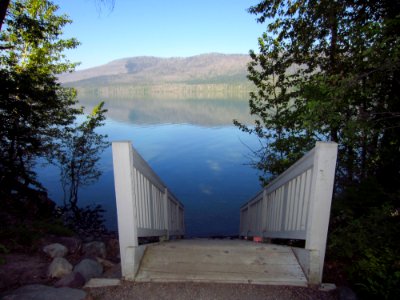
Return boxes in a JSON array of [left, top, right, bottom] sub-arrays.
[[58, 53, 307, 101], [60, 53, 251, 86]]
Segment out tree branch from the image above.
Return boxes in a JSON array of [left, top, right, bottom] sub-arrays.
[[0, 0, 10, 32]]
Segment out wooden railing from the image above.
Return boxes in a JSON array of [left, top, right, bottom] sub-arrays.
[[112, 141, 185, 279], [239, 142, 337, 285]]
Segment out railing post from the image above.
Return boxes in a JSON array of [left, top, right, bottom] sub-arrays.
[[176, 202, 179, 233], [280, 185, 289, 232], [181, 207, 185, 235], [305, 142, 338, 284], [112, 142, 139, 279], [163, 187, 170, 240], [261, 189, 268, 235], [246, 203, 251, 236]]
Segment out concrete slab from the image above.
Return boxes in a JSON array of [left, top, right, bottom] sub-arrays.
[[319, 283, 337, 291], [135, 239, 307, 286], [84, 278, 121, 288]]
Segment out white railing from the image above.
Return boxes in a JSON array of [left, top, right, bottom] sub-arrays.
[[239, 142, 337, 285], [112, 141, 185, 279]]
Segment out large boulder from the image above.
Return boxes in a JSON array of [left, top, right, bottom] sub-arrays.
[[74, 259, 103, 282], [337, 286, 358, 300], [1, 284, 87, 300], [47, 257, 73, 278], [106, 238, 120, 260], [82, 241, 107, 258], [96, 257, 116, 268], [54, 237, 82, 255], [43, 243, 68, 258], [54, 271, 86, 288], [102, 262, 122, 279]]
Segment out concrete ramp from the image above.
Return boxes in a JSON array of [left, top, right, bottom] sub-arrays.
[[135, 239, 307, 286]]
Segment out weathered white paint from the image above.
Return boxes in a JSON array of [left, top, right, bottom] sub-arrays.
[[239, 142, 337, 285], [135, 239, 308, 286], [292, 247, 320, 285], [112, 141, 185, 279]]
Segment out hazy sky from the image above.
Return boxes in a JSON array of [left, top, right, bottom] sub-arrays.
[[53, 0, 265, 70]]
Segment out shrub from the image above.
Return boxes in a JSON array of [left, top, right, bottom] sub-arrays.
[[327, 180, 400, 299], [0, 244, 9, 265], [57, 204, 106, 239]]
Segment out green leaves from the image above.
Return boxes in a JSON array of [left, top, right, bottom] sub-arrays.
[[3, 0, 79, 74], [237, 0, 400, 188], [0, 0, 82, 193], [240, 1, 400, 296], [56, 102, 109, 210], [329, 195, 400, 299]]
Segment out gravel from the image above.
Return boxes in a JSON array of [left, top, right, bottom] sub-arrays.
[[86, 281, 339, 300]]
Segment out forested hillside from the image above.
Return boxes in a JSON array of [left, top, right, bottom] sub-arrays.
[[59, 53, 254, 98]]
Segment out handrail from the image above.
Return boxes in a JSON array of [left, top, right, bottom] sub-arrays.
[[239, 141, 337, 284], [112, 141, 185, 279]]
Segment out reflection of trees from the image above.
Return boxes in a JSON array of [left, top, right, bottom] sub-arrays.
[[75, 83, 253, 100], [78, 97, 256, 126]]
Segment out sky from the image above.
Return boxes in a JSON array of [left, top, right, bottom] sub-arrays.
[[53, 0, 266, 70]]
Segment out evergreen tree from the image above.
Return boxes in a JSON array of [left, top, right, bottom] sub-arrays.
[[235, 0, 400, 189], [237, 1, 400, 297]]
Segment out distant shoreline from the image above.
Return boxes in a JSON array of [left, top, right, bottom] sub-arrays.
[[71, 83, 254, 100]]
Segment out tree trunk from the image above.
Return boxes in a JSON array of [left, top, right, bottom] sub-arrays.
[[0, 0, 10, 31], [328, 3, 339, 143]]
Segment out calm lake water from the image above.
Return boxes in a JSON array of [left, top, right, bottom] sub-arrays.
[[38, 96, 262, 237]]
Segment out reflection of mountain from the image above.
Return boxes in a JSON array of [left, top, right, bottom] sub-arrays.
[[60, 53, 254, 99], [79, 97, 256, 126]]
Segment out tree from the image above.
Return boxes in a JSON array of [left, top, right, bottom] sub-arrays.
[[235, 0, 400, 189], [55, 102, 109, 237], [0, 0, 81, 194], [57, 102, 109, 212], [0, 1, 110, 240], [0, 0, 10, 31], [0, 0, 115, 32], [236, 1, 400, 297]]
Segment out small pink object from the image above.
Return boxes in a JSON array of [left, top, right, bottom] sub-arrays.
[[253, 236, 262, 243]]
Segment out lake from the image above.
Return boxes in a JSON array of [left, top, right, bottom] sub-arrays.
[[38, 96, 262, 237]]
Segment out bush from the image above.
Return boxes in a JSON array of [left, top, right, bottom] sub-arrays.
[[0, 244, 9, 265], [0, 225, 42, 251], [327, 180, 400, 299], [57, 204, 106, 239], [33, 219, 75, 237]]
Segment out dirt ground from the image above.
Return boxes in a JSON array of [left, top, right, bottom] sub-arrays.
[[0, 253, 53, 292], [86, 281, 339, 300], [1, 252, 340, 300]]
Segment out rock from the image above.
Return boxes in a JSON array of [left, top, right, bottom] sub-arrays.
[[96, 257, 116, 268], [1, 284, 87, 300], [47, 257, 73, 278], [74, 259, 103, 282], [319, 283, 337, 292], [102, 262, 122, 279], [43, 243, 68, 258], [54, 271, 86, 288], [55, 237, 82, 255], [84, 278, 121, 288], [83, 236, 95, 243], [338, 286, 358, 300], [106, 238, 120, 260], [40, 236, 82, 255], [82, 241, 107, 258]]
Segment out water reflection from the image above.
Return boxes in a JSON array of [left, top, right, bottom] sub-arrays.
[[39, 96, 261, 237], [78, 96, 255, 126]]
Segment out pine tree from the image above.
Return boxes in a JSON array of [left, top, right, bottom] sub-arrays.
[[235, 0, 400, 189]]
